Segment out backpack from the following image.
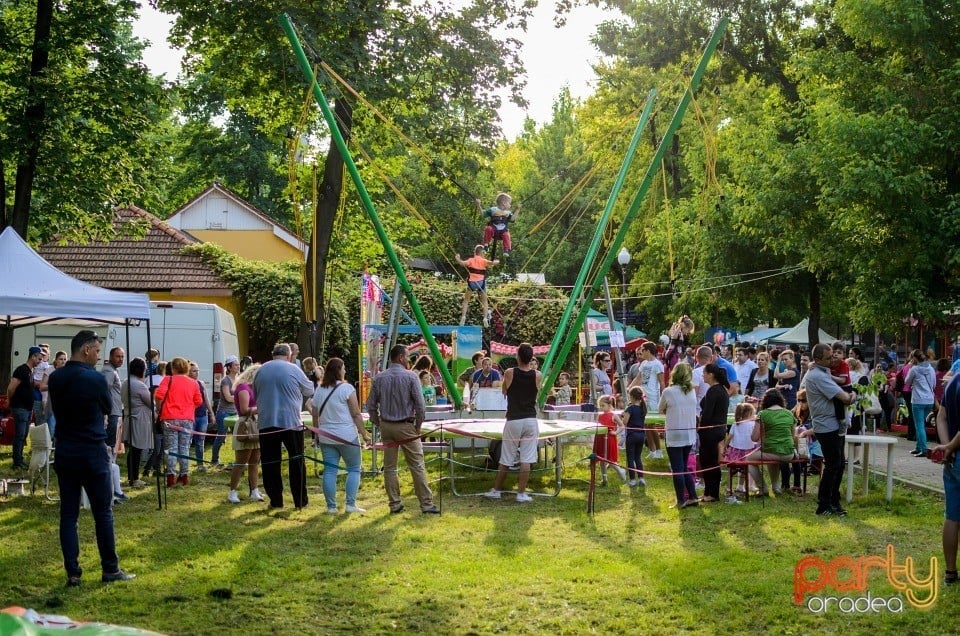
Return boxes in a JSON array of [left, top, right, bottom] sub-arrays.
[[485, 440, 503, 470]]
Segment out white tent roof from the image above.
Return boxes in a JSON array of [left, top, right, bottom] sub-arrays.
[[0, 227, 150, 327], [768, 318, 837, 345]]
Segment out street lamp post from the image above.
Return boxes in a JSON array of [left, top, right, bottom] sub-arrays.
[[617, 247, 631, 328]]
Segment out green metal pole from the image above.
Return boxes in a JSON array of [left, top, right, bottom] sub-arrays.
[[539, 89, 657, 383], [537, 17, 729, 407], [279, 14, 462, 407]]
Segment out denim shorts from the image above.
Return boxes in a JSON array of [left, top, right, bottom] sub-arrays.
[[944, 459, 960, 522]]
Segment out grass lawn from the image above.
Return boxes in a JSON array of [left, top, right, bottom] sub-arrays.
[[0, 439, 950, 635]]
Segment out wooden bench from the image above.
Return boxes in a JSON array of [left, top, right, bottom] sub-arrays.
[[722, 458, 812, 501]]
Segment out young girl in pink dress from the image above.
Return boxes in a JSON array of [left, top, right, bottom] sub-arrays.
[[594, 395, 627, 484]]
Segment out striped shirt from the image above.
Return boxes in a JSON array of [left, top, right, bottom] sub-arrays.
[[365, 364, 425, 426]]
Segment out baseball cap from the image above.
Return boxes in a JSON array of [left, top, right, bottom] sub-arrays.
[[28, 346, 43, 357], [225, 355, 239, 366]]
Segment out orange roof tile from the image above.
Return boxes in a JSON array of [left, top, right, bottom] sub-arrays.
[[39, 206, 231, 294]]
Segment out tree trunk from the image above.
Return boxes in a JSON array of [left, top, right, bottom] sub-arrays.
[[1, 158, 6, 228], [301, 97, 354, 360], [11, 0, 54, 236], [1, 0, 53, 384], [808, 274, 821, 347], [669, 134, 682, 193]]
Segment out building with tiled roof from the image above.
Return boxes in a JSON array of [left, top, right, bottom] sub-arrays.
[[38, 205, 248, 348], [164, 182, 307, 263]]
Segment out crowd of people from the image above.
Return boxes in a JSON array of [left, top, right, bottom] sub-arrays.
[[576, 323, 960, 517], [9, 322, 960, 586]]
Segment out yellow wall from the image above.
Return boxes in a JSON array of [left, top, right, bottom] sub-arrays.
[[149, 292, 250, 356], [189, 230, 302, 263]]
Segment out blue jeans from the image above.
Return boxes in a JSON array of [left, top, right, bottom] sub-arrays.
[[11, 407, 31, 467], [55, 442, 119, 578], [944, 459, 960, 522], [105, 414, 119, 450], [666, 445, 697, 505], [211, 411, 229, 464], [912, 403, 933, 453], [47, 412, 57, 443], [320, 442, 362, 509], [143, 433, 165, 474], [193, 414, 209, 466]]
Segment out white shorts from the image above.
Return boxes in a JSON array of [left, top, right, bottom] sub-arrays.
[[500, 417, 539, 466]]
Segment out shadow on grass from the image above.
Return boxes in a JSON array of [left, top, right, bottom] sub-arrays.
[[0, 440, 949, 633]]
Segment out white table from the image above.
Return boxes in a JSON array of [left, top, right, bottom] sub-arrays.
[[845, 434, 897, 502]]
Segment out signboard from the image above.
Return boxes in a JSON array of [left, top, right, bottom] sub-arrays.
[[609, 330, 626, 348]]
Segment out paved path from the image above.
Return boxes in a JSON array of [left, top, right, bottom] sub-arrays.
[[854, 430, 944, 495]]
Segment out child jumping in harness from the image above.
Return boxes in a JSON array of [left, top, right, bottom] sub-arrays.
[[455, 245, 499, 327], [477, 192, 518, 257]]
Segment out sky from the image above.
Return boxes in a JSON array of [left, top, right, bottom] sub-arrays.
[[131, 2, 618, 139]]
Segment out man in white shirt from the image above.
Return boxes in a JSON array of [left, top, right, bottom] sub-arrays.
[[733, 347, 756, 394], [692, 346, 714, 410]]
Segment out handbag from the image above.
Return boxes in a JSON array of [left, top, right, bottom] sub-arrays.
[[796, 434, 810, 460], [153, 376, 171, 434], [234, 412, 259, 443]]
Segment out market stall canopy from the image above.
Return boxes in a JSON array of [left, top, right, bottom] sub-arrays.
[[738, 326, 790, 344], [767, 318, 837, 346], [0, 227, 150, 327], [585, 308, 645, 345]]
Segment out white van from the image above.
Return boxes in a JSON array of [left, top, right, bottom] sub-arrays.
[[104, 302, 240, 403], [13, 302, 240, 404]]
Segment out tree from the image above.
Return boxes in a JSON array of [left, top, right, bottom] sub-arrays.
[[157, 0, 534, 353], [503, 88, 616, 286], [0, 0, 165, 240], [581, 0, 960, 345], [0, 0, 165, 383]]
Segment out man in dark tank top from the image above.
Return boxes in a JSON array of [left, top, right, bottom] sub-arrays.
[[484, 343, 541, 503]]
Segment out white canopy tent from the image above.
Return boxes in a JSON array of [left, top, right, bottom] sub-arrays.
[[1, 226, 155, 501], [768, 318, 838, 346], [0, 227, 150, 327]]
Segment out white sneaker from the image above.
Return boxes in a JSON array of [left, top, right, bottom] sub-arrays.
[[483, 317, 490, 328], [345, 505, 366, 514], [325, 507, 339, 515], [483, 488, 501, 499], [516, 492, 533, 503], [227, 490, 240, 504], [615, 466, 628, 483], [652, 450, 664, 459], [249, 488, 264, 502], [628, 479, 638, 487]]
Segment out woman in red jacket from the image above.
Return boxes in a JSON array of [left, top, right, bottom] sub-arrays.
[[154, 357, 202, 487]]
